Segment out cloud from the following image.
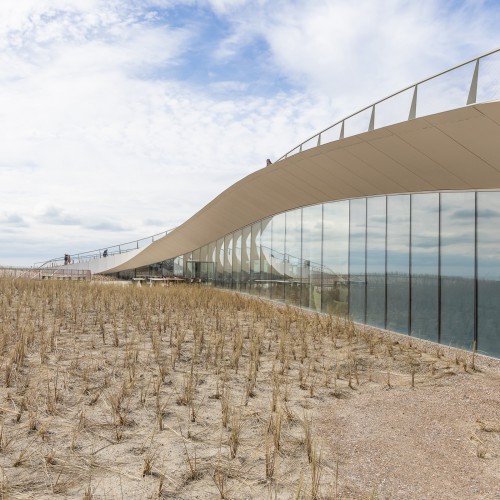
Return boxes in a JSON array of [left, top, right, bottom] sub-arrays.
[[37, 206, 81, 225]]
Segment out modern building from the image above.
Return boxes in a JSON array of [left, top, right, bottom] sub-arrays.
[[59, 49, 500, 358]]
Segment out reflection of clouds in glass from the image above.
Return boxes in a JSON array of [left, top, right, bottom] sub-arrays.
[[441, 192, 474, 278]]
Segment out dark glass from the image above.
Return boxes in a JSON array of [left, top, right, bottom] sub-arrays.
[[366, 197, 386, 328], [440, 192, 475, 349], [260, 218, 272, 298], [349, 198, 366, 323], [410, 193, 439, 342], [250, 221, 261, 295], [301, 205, 323, 311], [386, 195, 410, 333], [285, 208, 302, 306], [322, 201, 349, 315], [477, 192, 500, 357], [233, 230, 242, 290], [241, 225, 251, 292]]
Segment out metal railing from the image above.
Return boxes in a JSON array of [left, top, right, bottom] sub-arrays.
[[1, 266, 91, 280], [276, 47, 500, 161], [35, 227, 177, 268]]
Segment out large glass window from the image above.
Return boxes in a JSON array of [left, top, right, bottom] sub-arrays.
[[411, 193, 439, 342], [250, 221, 262, 295], [216, 239, 224, 286], [440, 192, 475, 349], [301, 205, 323, 311], [322, 201, 349, 315], [224, 234, 233, 288], [366, 197, 386, 329], [386, 195, 410, 333], [260, 218, 273, 298], [285, 208, 302, 306], [477, 192, 500, 357], [232, 230, 242, 290], [207, 241, 216, 285], [271, 213, 286, 302], [241, 225, 251, 292], [349, 198, 366, 322]]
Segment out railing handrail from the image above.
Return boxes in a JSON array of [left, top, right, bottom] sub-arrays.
[[35, 227, 177, 267], [276, 47, 500, 161]]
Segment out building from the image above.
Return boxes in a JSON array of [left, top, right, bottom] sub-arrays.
[[59, 49, 500, 358]]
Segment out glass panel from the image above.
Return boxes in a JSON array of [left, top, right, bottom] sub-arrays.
[[349, 198, 366, 323], [301, 205, 322, 311], [322, 201, 349, 315], [207, 241, 216, 285], [224, 234, 233, 288], [366, 197, 386, 329], [477, 192, 500, 357], [216, 239, 224, 286], [241, 226, 251, 292], [184, 253, 192, 279], [271, 213, 286, 302], [285, 208, 302, 306], [260, 217, 273, 299], [440, 192, 475, 350], [250, 221, 261, 296], [411, 193, 439, 342], [386, 195, 410, 334], [199, 245, 208, 283], [233, 230, 242, 290]]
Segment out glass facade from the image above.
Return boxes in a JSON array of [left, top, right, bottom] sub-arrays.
[[177, 192, 499, 358]]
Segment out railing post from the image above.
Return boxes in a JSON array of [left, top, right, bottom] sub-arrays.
[[317, 133, 321, 146], [467, 58, 480, 105], [339, 120, 345, 140], [299, 144, 303, 153], [368, 105, 375, 131], [408, 84, 418, 120]]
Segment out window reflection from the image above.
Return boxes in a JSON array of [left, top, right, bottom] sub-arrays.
[[366, 197, 386, 329], [349, 198, 366, 322], [411, 193, 439, 342], [271, 213, 286, 302], [386, 195, 410, 333], [224, 234, 233, 287], [301, 205, 323, 311], [285, 208, 302, 306], [241, 226, 251, 292], [233, 230, 242, 290], [250, 221, 261, 296], [477, 193, 500, 356], [260, 218, 273, 298], [440, 192, 475, 349], [322, 201, 349, 315]]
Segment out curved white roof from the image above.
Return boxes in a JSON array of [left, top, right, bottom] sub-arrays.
[[69, 100, 500, 274]]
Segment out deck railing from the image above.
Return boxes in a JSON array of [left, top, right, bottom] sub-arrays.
[[276, 47, 500, 161], [35, 227, 176, 268]]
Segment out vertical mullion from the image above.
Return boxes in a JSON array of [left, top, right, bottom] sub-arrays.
[[409, 194, 413, 336]]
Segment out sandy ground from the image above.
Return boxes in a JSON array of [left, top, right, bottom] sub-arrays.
[[0, 280, 498, 499]]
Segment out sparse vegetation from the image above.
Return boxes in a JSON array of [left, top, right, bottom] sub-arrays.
[[0, 278, 497, 498]]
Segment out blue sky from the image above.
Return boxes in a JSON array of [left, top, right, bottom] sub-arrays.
[[0, 0, 499, 266]]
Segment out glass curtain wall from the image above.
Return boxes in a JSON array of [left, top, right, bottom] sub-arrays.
[[285, 208, 302, 306], [171, 191, 500, 358], [322, 201, 349, 315], [301, 205, 323, 311]]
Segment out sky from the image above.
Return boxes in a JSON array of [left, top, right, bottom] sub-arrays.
[[0, 0, 499, 266]]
